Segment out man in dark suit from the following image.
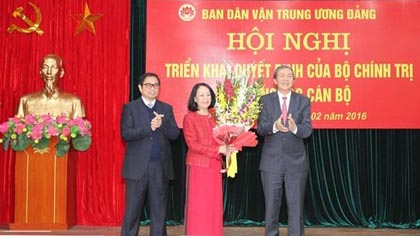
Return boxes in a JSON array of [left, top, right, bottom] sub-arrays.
[[120, 72, 180, 236], [257, 65, 312, 236]]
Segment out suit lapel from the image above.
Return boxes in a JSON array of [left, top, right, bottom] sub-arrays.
[[134, 99, 150, 122], [154, 100, 164, 115], [270, 92, 281, 118], [289, 92, 299, 115]]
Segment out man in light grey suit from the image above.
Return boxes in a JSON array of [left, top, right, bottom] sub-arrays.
[[120, 72, 180, 236], [257, 65, 312, 236]]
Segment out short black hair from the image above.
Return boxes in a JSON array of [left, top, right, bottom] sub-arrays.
[[187, 83, 216, 112], [137, 72, 160, 85], [273, 65, 295, 80]]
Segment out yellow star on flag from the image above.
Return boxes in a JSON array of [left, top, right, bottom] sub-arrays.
[[71, 3, 103, 35]]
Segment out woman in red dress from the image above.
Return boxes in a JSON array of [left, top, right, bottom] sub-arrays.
[[183, 83, 234, 236]]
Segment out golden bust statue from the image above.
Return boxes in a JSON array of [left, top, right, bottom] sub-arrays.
[[17, 54, 85, 118]]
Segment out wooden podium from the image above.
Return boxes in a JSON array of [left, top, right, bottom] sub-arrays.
[[9, 138, 76, 230]]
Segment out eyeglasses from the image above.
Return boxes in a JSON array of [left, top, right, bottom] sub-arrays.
[[142, 83, 160, 89]]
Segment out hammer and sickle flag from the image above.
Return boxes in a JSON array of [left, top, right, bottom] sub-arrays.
[[7, 2, 44, 35]]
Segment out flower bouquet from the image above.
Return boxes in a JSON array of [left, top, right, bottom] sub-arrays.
[[0, 113, 92, 157], [214, 62, 265, 178]]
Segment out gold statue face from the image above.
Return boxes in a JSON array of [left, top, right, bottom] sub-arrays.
[[40, 55, 64, 97]]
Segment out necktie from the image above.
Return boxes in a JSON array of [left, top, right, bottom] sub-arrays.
[[282, 96, 288, 125], [147, 103, 153, 108]]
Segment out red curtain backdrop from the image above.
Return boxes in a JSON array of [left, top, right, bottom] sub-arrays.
[[0, 0, 130, 225]]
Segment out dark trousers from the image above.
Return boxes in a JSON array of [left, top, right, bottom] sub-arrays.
[[261, 169, 308, 236], [121, 160, 168, 236]]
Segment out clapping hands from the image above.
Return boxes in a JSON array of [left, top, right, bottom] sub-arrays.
[[275, 114, 296, 133], [151, 111, 164, 131]]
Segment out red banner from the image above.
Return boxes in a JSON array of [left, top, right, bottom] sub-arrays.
[[0, 0, 129, 224], [146, 1, 420, 129]]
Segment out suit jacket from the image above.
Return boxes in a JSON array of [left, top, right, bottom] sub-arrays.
[[120, 98, 180, 180], [257, 91, 312, 173], [183, 111, 221, 168]]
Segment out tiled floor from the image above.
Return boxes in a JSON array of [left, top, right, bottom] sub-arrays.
[[0, 225, 419, 236]]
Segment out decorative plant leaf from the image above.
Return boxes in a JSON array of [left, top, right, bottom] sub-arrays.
[[55, 140, 70, 157], [32, 136, 51, 149], [72, 136, 91, 151], [10, 134, 30, 151], [2, 137, 10, 151]]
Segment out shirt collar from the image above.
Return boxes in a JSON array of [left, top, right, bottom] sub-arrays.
[[141, 96, 156, 107], [277, 91, 291, 100]]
